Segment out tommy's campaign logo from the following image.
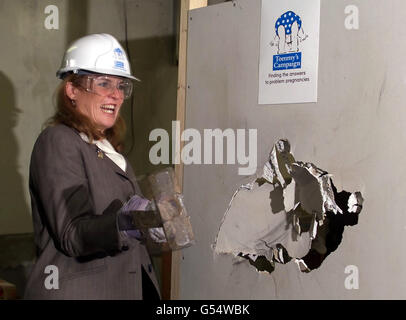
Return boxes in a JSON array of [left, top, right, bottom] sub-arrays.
[[270, 11, 308, 71]]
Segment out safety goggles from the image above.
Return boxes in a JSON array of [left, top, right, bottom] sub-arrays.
[[77, 75, 133, 100]]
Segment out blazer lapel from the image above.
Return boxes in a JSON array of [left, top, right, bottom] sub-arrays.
[[92, 144, 130, 178], [75, 130, 138, 193]]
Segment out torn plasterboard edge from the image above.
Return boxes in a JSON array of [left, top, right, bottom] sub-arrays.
[[213, 139, 364, 274]]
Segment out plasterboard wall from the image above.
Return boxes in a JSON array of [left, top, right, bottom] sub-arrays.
[[181, 0, 405, 299]]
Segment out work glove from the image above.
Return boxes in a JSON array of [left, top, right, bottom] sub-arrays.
[[116, 194, 161, 241]]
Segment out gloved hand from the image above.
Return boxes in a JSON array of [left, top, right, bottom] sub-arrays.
[[121, 194, 152, 212], [116, 194, 159, 241]]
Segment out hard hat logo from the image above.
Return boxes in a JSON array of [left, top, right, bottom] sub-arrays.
[[56, 34, 139, 81], [113, 48, 124, 58], [113, 47, 126, 70], [114, 61, 125, 70]]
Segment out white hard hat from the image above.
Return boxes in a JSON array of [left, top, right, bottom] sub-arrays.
[[56, 33, 139, 81]]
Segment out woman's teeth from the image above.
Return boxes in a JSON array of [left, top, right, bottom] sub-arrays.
[[101, 105, 115, 114]]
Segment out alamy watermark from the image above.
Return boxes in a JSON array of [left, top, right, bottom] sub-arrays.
[[149, 121, 257, 175], [344, 265, 359, 290], [44, 265, 59, 290], [44, 5, 59, 30], [344, 5, 359, 30]]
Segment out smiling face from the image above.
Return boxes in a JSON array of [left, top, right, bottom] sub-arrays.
[[66, 75, 125, 133]]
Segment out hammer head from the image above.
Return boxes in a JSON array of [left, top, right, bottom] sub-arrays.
[[136, 167, 195, 253]]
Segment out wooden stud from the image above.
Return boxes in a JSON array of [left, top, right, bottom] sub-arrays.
[[189, 0, 208, 10], [162, 0, 208, 300]]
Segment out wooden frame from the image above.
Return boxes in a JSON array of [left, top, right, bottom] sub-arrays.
[[161, 0, 208, 300]]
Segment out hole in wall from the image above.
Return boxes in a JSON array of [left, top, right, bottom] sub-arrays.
[[213, 139, 364, 274]]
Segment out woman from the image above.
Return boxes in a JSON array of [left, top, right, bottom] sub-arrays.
[[24, 34, 161, 300]]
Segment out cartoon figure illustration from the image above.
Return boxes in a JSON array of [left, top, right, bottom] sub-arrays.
[[271, 11, 308, 54], [113, 47, 124, 59]]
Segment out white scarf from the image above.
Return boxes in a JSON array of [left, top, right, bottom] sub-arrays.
[[79, 132, 127, 172]]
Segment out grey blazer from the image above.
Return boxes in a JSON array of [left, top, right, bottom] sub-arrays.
[[24, 124, 160, 300]]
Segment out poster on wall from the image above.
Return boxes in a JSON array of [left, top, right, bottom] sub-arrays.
[[258, 0, 320, 104]]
